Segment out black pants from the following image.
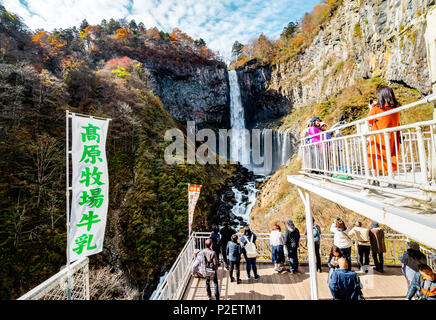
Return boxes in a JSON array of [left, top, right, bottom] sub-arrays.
[[288, 248, 299, 272], [220, 242, 229, 267], [357, 245, 370, 268], [229, 261, 240, 281], [315, 242, 322, 271], [373, 252, 384, 271], [205, 272, 219, 299], [339, 247, 352, 271]]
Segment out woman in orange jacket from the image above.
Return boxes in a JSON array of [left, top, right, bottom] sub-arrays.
[[367, 86, 401, 186]]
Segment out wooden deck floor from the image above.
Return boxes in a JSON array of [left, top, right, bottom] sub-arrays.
[[182, 263, 408, 300]]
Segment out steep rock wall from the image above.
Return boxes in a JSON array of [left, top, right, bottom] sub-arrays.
[[144, 62, 230, 129], [240, 0, 434, 113]]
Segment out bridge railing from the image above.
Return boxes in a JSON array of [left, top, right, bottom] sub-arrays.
[[18, 257, 89, 300], [300, 94, 436, 199], [151, 232, 435, 300]]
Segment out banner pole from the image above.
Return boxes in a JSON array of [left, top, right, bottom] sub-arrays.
[[65, 110, 71, 300]]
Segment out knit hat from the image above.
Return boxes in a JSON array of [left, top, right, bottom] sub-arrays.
[[407, 241, 420, 251], [311, 116, 321, 122], [370, 221, 379, 229], [320, 122, 328, 127], [287, 220, 295, 229]]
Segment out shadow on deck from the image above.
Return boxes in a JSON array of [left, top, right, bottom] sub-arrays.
[[182, 263, 408, 300]]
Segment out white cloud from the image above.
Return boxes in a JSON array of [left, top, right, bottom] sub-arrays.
[[3, 0, 321, 60]]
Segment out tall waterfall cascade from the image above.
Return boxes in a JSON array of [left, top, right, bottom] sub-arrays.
[[226, 70, 295, 228], [228, 70, 294, 175], [229, 70, 250, 166]]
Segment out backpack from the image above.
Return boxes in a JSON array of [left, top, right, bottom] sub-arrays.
[[313, 225, 320, 242], [202, 249, 217, 278], [245, 235, 257, 259]]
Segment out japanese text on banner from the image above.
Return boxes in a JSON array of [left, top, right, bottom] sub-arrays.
[[69, 115, 109, 262]]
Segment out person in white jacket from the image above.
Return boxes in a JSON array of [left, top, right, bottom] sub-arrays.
[[270, 224, 285, 272], [330, 218, 353, 271]]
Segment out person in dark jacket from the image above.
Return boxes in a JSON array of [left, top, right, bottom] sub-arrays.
[[369, 221, 386, 272], [219, 221, 236, 270], [304, 218, 322, 272], [210, 224, 221, 266], [284, 220, 300, 273], [240, 226, 259, 280], [399, 241, 427, 288], [329, 258, 363, 300], [406, 264, 436, 300], [226, 234, 242, 284]]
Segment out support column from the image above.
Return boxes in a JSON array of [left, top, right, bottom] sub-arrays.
[[297, 187, 318, 300]]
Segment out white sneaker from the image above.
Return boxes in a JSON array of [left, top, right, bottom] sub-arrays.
[[274, 267, 279, 272]]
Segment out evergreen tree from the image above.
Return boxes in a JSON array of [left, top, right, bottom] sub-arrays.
[[80, 19, 89, 32]]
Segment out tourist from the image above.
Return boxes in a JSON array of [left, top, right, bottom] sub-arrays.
[[304, 218, 322, 272], [327, 245, 343, 284], [240, 226, 259, 280], [301, 118, 313, 142], [210, 224, 221, 266], [270, 223, 285, 273], [284, 220, 300, 273], [226, 234, 242, 284], [331, 114, 347, 138], [406, 264, 436, 300], [331, 114, 347, 172], [308, 116, 322, 139], [348, 220, 371, 272], [202, 238, 220, 300], [328, 257, 364, 300], [192, 249, 204, 278], [308, 116, 323, 173], [330, 218, 353, 271], [399, 241, 427, 288], [369, 221, 386, 272], [367, 86, 401, 187], [219, 221, 236, 270], [320, 122, 332, 140], [319, 122, 332, 173]]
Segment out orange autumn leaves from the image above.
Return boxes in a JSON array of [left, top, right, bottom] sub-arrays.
[[32, 31, 66, 48]]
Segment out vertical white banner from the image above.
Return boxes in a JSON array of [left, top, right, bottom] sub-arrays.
[[188, 184, 201, 234], [69, 114, 110, 262]]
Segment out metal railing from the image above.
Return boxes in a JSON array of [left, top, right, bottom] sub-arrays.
[[151, 232, 436, 300], [300, 94, 436, 202], [18, 257, 89, 300]]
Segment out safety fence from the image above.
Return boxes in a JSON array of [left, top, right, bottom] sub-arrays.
[[300, 94, 436, 202], [151, 232, 436, 300], [18, 257, 89, 300]]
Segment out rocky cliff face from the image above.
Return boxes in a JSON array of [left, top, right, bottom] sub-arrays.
[[240, 0, 434, 111], [144, 62, 230, 129], [235, 60, 292, 129]]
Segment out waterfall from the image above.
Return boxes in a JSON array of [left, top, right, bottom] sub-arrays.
[[224, 70, 294, 228], [229, 70, 250, 166], [281, 128, 292, 165]]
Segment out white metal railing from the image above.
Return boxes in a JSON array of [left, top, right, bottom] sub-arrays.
[[300, 94, 436, 201], [151, 232, 436, 300], [18, 257, 89, 300]]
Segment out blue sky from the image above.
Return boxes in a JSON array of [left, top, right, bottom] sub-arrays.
[[3, 0, 321, 60]]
